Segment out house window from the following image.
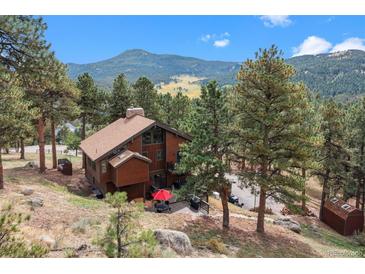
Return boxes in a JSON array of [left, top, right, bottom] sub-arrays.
[[142, 127, 164, 145], [156, 150, 163, 161], [101, 160, 107, 173], [152, 127, 163, 144], [142, 132, 152, 144]]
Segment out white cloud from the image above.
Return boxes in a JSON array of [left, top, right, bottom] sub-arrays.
[[292, 36, 332, 56], [201, 34, 212, 42], [260, 15, 292, 28], [213, 39, 230, 48], [331, 37, 365, 52], [200, 32, 230, 43]]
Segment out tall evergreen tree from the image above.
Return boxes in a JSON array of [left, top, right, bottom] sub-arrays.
[[158, 91, 191, 129], [76, 73, 99, 168], [47, 74, 80, 169], [345, 98, 365, 211], [178, 81, 232, 229], [109, 74, 132, 121], [132, 76, 159, 120], [314, 99, 351, 220], [0, 16, 50, 75], [232, 46, 313, 233], [0, 79, 34, 189]]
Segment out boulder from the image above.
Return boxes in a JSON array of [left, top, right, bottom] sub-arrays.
[[39, 235, 56, 249], [24, 161, 38, 169], [273, 217, 301, 234], [21, 188, 34, 196], [27, 197, 44, 208], [154, 229, 192, 255]]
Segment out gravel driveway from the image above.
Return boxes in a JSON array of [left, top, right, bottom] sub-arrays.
[[225, 173, 284, 215]]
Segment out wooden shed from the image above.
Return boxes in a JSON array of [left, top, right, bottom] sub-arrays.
[[322, 197, 364, 236]]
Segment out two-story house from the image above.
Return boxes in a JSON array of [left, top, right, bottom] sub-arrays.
[[79, 108, 190, 200]]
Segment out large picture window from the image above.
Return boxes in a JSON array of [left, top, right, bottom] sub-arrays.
[[142, 127, 164, 145]]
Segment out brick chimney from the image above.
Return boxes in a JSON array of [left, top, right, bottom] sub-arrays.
[[126, 107, 145, 118]]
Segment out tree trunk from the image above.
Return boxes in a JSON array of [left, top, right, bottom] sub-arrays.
[[37, 116, 46, 173], [5, 148, 9, 154], [356, 178, 361, 209], [81, 115, 86, 169], [319, 169, 330, 220], [20, 138, 25, 160], [220, 185, 230, 229], [116, 209, 122, 258], [301, 168, 306, 215], [360, 143, 364, 214], [15, 141, 19, 153], [0, 146, 3, 189], [51, 118, 57, 169], [256, 185, 267, 233]]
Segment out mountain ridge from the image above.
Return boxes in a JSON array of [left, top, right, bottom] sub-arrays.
[[67, 49, 365, 98]]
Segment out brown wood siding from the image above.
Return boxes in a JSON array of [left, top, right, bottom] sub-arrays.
[[127, 135, 142, 154], [115, 158, 149, 187], [118, 183, 145, 201], [166, 131, 185, 163], [100, 160, 112, 185], [142, 143, 165, 172]]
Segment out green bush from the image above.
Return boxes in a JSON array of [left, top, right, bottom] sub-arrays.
[[207, 238, 228, 255]]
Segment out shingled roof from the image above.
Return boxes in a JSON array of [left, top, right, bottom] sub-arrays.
[[80, 115, 155, 161], [79, 113, 191, 162], [324, 197, 360, 219], [108, 150, 152, 168]]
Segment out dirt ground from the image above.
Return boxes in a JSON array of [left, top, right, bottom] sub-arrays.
[[1, 152, 364, 258]]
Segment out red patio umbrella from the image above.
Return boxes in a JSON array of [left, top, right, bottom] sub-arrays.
[[152, 189, 173, 201]]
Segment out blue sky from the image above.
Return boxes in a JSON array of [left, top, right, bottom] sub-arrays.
[[43, 16, 365, 64]]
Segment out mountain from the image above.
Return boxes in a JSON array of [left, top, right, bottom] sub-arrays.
[[67, 49, 240, 88], [67, 49, 365, 98], [287, 50, 365, 98]]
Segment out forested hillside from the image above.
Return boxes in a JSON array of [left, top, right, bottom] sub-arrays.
[[287, 50, 365, 98], [68, 49, 240, 87], [68, 49, 365, 99]]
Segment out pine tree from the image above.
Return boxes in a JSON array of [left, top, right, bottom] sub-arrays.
[[48, 76, 80, 169], [97, 192, 156, 258], [0, 16, 50, 75], [158, 91, 191, 129], [25, 55, 74, 173], [76, 73, 99, 168], [345, 98, 365, 211], [132, 76, 159, 120], [109, 74, 132, 121], [158, 93, 174, 125], [0, 79, 34, 189], [314, 99, 351, 220], [232, 46, 313, 233], [178, 81, 232, 229]]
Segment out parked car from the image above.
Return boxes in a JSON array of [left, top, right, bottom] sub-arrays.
[[228, 194, 239, 205]]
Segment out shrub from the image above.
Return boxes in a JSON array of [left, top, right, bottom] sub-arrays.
[[0, 204, 48, 257], [352, 233, 365, 247], [207, 238, 228, 255]]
